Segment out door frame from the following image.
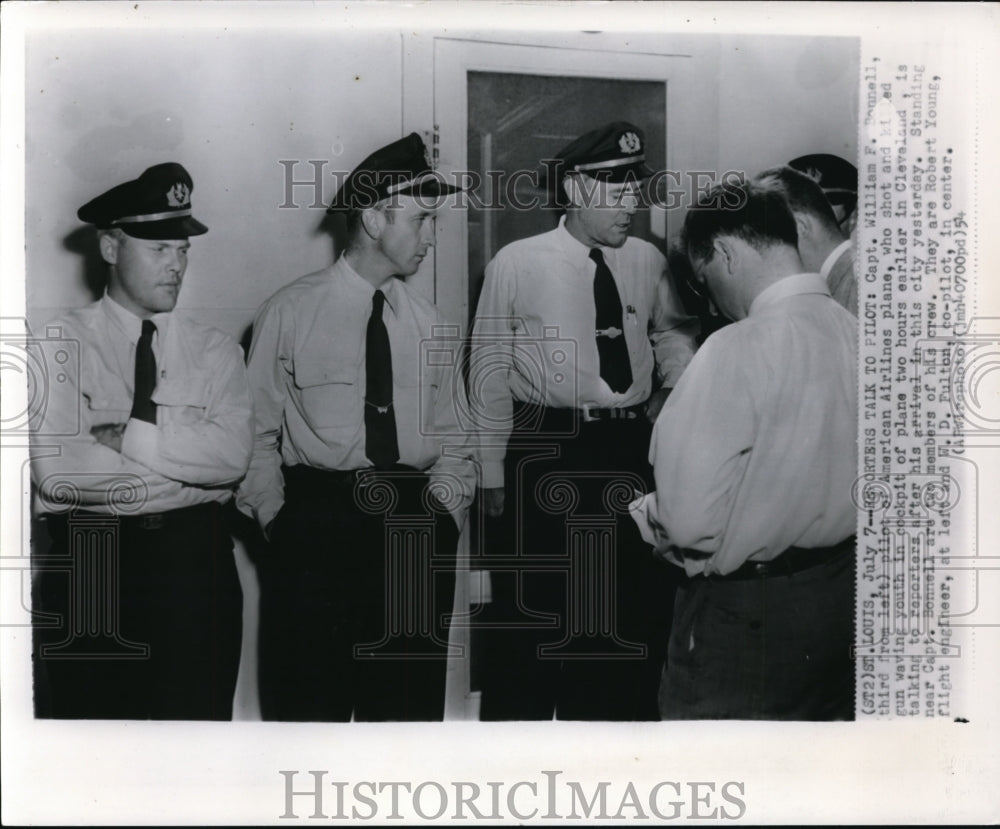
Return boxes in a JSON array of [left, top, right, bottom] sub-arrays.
[[403, 32, 721, 332]]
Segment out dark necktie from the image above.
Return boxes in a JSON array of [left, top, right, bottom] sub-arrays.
[[589, 248, 633, 393], [130, 319, 158, 424], [365, 289, 399, 468]]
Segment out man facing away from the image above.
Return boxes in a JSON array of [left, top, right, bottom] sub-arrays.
[[470, 122, 699, 720], [788, 152, 859, 238], [238, 133, 476, 721], [631, 180, 858, 720], [31, 162, 253, 719], [756, 164, 856, 316]]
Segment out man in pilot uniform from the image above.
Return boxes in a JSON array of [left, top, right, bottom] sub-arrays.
[[31, 163, 253, 720], [470, 122, 699, 720], [239, 134, 476, 721]]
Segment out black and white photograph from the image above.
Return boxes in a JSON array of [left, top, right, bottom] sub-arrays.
[[2, 1, 998, 824]]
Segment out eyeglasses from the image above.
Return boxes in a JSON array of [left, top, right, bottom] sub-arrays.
[[685, 261, 710, 301], [684, 260, 722, 317]]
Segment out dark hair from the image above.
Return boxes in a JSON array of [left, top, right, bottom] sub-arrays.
[[682, 180, 798, 264], [755, 166, 841, 235]]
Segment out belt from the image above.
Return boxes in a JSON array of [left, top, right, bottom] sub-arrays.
[[581, 404, 646, 422], [710, 536, 855, 581], [282, 463, 424, 497], [45, 502, 222, 532], [135, 513, 169, 530], [513, 400, 647, 429]]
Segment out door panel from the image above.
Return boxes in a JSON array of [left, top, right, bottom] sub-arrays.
[[430, 36, 720, 332], [466, 71, 666, 318]]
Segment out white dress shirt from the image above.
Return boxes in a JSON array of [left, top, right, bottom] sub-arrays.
[[470, 216, 699, 488], [31, 294, 253, 515], [237, 256, 476, 530], [630, 273, 857, 576]]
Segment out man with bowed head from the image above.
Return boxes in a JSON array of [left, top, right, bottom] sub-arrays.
[[631, 179, 857, 720]]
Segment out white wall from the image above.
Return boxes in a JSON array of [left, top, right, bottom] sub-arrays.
[[26, 28, 404, 340], [717, 34, 859, 177]]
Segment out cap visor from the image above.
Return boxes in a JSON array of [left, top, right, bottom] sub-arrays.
[[119, 216, 208, 239], [398, 180, 467, 198], [604, 162, 654, 184], [822, 188, 857, 205], [561, 162, 654, 186]]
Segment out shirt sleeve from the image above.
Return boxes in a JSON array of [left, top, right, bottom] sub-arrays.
[[648, 252, 699, 388], [236, 299, 289, 530], [425, 326, 478, 528], [29, 335, 181, 509], [647, 331, 755, 554], [119, 336, 253, 487], [845, 270, 858, 318], [469, 254, 517, 490]]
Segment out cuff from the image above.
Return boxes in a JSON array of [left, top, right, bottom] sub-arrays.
[[446, 506, 465, 533], [257, 502, 283, 537], [234, 496, 256, 522], [120, 417, 158, 468], [628, 491, 666, 549], [479, 460, 505, 489]]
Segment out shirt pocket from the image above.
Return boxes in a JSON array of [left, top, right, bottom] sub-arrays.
[[396, 360, 443, 438], [292, 358, 361, 430], [153, 377, 209, 426]]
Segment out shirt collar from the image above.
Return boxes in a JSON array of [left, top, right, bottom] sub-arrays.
[[335, 255, 399, 313], [819, 239, 852, 282], [100, 292, 169, 341], [555, 214, 603, 263], [749, 273, 831, 316]]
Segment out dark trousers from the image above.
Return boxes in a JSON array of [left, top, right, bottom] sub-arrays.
[[258, 465, 459, 722], [32, 502, 243, 720], [478, 405, 679, 721], [660, 539, 856, 720]]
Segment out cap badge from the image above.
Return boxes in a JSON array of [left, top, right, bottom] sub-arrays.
[[803, 166, 823, 185], [166, 182, 191, 208], [618, 132, 641, 154]]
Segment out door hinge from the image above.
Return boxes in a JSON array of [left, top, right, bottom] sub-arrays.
[[425, 125, 440, 166]]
